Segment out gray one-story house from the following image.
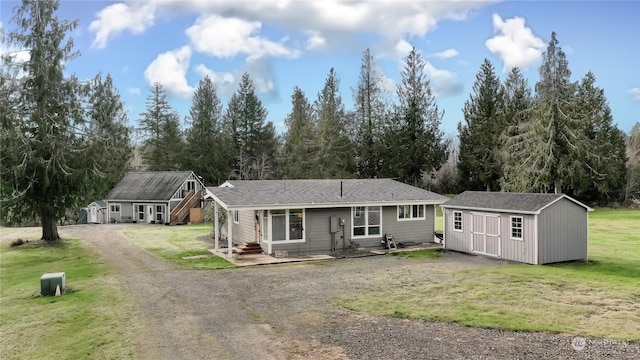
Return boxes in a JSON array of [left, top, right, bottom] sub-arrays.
[[86, 200, 107, 224], [441, 191, 592, 265], [206, 179, 449, 256], [106, 171, 206, 225]]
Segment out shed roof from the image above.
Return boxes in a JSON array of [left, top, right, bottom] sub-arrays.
[[441, 191, 592, 214], [106, 171, 194, 201], [208, 179, 449, 209]]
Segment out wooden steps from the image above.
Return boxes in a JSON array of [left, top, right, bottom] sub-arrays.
[[232, 242, 262, 256]]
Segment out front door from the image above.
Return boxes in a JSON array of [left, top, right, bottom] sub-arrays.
[[471, 213, 501, 257], [90, 207, 97, 223], [146, 205, 154, 223]]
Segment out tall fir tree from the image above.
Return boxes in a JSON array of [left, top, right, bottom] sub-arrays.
[[389, 47, 448, 186], [138, 83, 184, 171], [457, 59, 504, 191], [314, 68, 355, 178], [625, 122, 640, 201], [281, 86, 318, 178], [572, 71, 627, 202], [224, 73, 277, 179], [184, 76, 228, 185], [0, 0, 130, 240], [85, 74, 132, 198], [499, 67, 534, 190], [502, 32, 580, 193], [353, 48, 387, 178]]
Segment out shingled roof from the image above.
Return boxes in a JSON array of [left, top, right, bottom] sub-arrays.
[[208, 179, 449, 209], [441, 191, 591, 214], [106, 171, 194, 201]]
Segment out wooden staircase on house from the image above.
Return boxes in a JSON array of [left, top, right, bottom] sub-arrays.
[[169, 189, 203, 225], [232, 242, 263, 256]]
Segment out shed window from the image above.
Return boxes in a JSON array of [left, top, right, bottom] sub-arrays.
[[453, 211, 462, 231], [397, 205, 425, 220], [511, 216, 523, 239], [233, 210, 240, 224], [110, 204, 120, 213]]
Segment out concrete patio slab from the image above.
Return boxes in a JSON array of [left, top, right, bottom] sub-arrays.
[[209, 249, 335, 266]]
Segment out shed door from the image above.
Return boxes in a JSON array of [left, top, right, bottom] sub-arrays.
[[89, 207, 97, 223], [471, 213, 501, 257]]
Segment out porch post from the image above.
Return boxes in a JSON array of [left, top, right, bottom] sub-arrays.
[[227, 209, 233, 257], [214, 202, 219, 251]]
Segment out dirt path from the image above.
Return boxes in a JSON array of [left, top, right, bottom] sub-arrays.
[[64, 225, 640, 360]]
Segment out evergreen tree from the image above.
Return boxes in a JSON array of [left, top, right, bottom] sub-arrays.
[[138, 83, 184, 171], [457, 59, 504, 191], [224, 73, 277, 179], [0, 0, 130, 240], [281, 86, 317, 178], [353, 48, 387, 178], [499, 67, 534, 190], [184, 76, 228, 185], [572, 71, 627, 202], [85, 74, 132, 198], [391, 47, 448, 186], [625, 122, 640, 202], [502, 32, 580, 193], [314, 68, 355, 178]]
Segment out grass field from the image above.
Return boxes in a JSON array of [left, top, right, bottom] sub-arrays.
[[121, 223, 235, 270], [0, 230, 136, 359], [339, 208, 640, 341]]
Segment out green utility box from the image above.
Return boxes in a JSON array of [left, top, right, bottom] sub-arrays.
[[40, 272, 66, 296]]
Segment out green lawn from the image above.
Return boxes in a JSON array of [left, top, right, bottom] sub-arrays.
[[0, 231, 136, 359], [339, 208, 640, 341], [121, 223, 235, 270]]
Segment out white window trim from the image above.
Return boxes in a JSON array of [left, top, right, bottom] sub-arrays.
[[453, 211, 463, 232], [397, 204, 426, 221], [352, 206, 382, 238], [510, 216, 524, 241], [110, 203, 121, 214], [233, 210, 240, 224], [267, 209, 306, 244]]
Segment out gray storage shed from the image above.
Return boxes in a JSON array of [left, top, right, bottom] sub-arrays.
[[441, 191, 592, 264]]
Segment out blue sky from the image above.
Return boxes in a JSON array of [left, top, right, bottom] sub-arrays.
[[1, 0, 639, 141]]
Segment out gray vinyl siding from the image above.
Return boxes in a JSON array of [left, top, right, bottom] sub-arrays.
[[444, 209, 537, 264], [443, 209, 472, 252], [382, 205, 435, 244], [269, 205, 436, 255], [231, 210, 256, 246], [500, 214, 536, 264], [537, 199, 588, 264]]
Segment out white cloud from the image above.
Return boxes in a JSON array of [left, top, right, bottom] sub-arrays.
[[485, 14, 545, 72], [194, 64, 236, 96], [628, 87, 640, 102], [143, 46, 194, 98], [89, 2, 156, 49], [430, 48, 459, 59], [89, 1, 495, 52], [305, 30, 326, 50], [425, 61, 464, 97], [186, 14, 299, 60], [395, 39, 414, 58]]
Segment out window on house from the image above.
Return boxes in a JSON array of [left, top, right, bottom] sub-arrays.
[[353, 206, 381, 237], [233, 210, 240, 224], [398, 205, 425, 220], [511, 216, 523, 239], [269, 209, 304, 242], [453, 211, 462, 231], [110, 204, 120, 213]]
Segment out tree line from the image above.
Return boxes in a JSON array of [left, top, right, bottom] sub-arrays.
[[1, 0, 638, 242], [137, 47, 448, 189]]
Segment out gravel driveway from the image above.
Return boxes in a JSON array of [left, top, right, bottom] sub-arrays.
[[65, 225, 639, 360]]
